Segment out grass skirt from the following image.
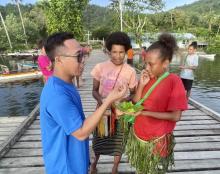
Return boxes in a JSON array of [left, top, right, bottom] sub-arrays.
[[125, 128, 175, 174]]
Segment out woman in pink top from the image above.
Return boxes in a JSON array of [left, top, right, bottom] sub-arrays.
[[90, 32, 137, 174], [37, 40, 53, 83]]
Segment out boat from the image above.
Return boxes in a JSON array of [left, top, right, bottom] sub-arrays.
[[0, 70, 42, 83], [17, 62, 38, 71], [199, 54, 216, 61]]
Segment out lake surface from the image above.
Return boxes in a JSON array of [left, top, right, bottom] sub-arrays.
[[0, 54, 220, 116], [170, 54, 220, 114], [0, 80, 43, 116], [190, 55, 220, 113]]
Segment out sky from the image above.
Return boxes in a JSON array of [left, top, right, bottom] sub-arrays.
[[0, 0, 199, 11]]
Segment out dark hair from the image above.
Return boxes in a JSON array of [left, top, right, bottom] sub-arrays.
[[189, 41, 197, 49], [142, 46, 147, 50], [105, 32, 131, 52], [147, 33, 178, 62], [37, 39, 45, 49], [44, 32, 74, 62]]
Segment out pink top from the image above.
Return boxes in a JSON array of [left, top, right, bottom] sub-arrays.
[[91, 60, 137, 98], [37, 55, 53, 81]]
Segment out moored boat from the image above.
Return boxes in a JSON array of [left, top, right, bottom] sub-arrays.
[[0, 70, 42, 83], [199, 54, 216, 61]]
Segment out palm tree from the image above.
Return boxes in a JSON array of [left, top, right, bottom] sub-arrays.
[[0, 11, 13, 49], [204, 8, 215, 32], [14, 0, 28, 46], [214, 15, 220, 36]]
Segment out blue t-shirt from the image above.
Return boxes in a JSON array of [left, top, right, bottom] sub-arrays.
[[40, 76, 89, 174]]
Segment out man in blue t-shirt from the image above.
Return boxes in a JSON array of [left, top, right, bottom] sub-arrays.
[[40, 32, 127, 174]]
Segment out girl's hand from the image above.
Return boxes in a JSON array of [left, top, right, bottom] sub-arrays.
[[124, 110, 142, 117], [139, 69, 150, 87]]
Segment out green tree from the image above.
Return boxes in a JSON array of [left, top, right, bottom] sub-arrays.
[[13, 0, 28, 46], [42, 0, 88, 40], [92, 26, 112, 40], [203, 8, 216, 32], [110, 0, 163, 47], [0, 11, 12, 49]]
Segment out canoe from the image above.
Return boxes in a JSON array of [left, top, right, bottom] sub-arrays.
[[199, 54, 216, 61], [0, 70, 42, 83]]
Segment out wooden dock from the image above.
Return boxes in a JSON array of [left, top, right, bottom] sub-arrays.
[[0, 50, 220, 173]]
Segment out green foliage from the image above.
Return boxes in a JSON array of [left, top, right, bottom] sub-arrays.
[[206, 35, 220, 54], [42, 0, 88, 40], [92, 26, 112, 40], [109, 0, 163, 47], [0, 3, 46, 51], [117, 101, 143, 113], [83, 5, 117, 31]]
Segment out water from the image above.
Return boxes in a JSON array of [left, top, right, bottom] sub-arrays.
[[171, 55, 220, 114], [0, 55, 219, 116], [191, 56, 220, 113], [0, 80, 43, 116]]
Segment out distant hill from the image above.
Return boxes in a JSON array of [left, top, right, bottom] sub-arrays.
[[83, 4, 115, 31], [174, 0, 220, 15]]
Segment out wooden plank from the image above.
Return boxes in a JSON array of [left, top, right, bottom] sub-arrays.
[[12, 142, 42, 149], [175, 124, 220, 130], [0, 157, 44, 168], [96, 163, 135, 173], [19, 135, 41, 142], [170, 159, 220, 171], [174, 151, 220, 160], [24, 129, 41, 135], [175, 136, 220, 143], [0, 123, 23, 127], [0, 127, 17, 132], [174, 129, 220, 137], [0, 105, 39, 158], [0, 167, 45, 174], [175, 142, 220, 151], [0, 132, 12, 136], [4, 149, 42, 157], [0, 136, 8, 141], [0, 117, 26, 124], [182, 110, 207, 116], [0, 156, 129, 168], [181, 116, 212, 120], [169, 170, 220, 174], [177, 120, 219, 125]]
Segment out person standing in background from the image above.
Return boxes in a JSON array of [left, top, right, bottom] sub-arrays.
[[37, 39, 53, 83], [127, 46, 134, 66], [180, 41, 199, 98]]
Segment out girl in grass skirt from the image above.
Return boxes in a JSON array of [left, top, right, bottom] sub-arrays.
[[124, 33, 188, 174]]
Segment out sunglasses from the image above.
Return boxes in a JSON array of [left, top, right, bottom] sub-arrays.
[[59, 50, 84, 63]]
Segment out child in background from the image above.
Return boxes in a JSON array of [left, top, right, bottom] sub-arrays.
[[180, 41, 199, 98], [37, 40, 53, 83]]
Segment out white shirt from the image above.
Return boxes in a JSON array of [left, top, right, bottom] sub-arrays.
[[180, 53, 199, 80]]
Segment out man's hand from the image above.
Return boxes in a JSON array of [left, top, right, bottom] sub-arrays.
[[106, 84, 127, 104]]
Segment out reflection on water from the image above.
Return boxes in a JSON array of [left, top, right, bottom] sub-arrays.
[[0, 80, 43, 116], [171, 54, 220, 114]]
